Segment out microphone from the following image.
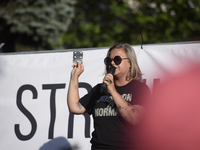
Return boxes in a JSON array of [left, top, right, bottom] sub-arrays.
[[101, 65, 116, 92]]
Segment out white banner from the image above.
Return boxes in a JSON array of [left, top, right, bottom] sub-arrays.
[[0, 42, 200, 150]]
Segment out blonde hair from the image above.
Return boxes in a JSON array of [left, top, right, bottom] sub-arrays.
[[105, 43, 142, 82]]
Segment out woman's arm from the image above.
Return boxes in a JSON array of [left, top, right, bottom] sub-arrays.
[[104, 74, 146, 125], [111, 91, 145, 125], [67, 61, 86, 114]]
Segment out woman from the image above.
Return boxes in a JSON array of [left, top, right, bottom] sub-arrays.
[[67, 43, 151, 150]]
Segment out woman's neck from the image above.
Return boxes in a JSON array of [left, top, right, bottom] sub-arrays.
[[114, 76, 133, 86]]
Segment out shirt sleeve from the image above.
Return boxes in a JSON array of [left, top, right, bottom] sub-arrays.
[[130, 81, 151, 107], [79, 84, 101, 115]]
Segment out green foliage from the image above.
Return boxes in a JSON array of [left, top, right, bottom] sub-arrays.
[[136, 0, 200, 43], [0, 0, 76, 51], [1, 0, 200, 52], [62, 0, 200, 49], [62, 0, 142, 49]]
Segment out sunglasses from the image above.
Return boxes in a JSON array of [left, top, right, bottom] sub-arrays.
[[104, 55, 129, 66]]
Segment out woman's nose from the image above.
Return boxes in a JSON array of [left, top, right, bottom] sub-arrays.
[[111, 59, 115, 66]]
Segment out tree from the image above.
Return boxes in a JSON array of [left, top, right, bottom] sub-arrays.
[[0, 0, 76, 52], [1, 0, 199, 52], [135, 0, 200, 43], [62, 0, 200, 49], [62, 0, 144, 49]]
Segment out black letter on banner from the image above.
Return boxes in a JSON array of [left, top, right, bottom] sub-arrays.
[[42, 84, 65, 139], [68, 82, 92, 138], [15, 84, 37, 141], [68, 113, 91, 138], [142, 79, 147, 84]]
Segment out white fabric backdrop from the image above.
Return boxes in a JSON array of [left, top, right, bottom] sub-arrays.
[[0, 42, 200, 150]]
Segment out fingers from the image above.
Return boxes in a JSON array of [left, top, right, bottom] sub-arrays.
[[71, 61, 84, 78], [77, 61, 84, 71], [105, 77, 113, 84], [103, 74, 113, 85], [72, 61, 83, 69]]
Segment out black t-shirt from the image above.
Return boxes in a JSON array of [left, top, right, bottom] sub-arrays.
[[79, 80, 151, 150]]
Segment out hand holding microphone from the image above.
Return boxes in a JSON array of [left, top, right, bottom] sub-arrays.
[[101, 65, 116, 92]]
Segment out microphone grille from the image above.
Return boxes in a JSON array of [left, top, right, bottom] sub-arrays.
[[107, 65, 116, 74]]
